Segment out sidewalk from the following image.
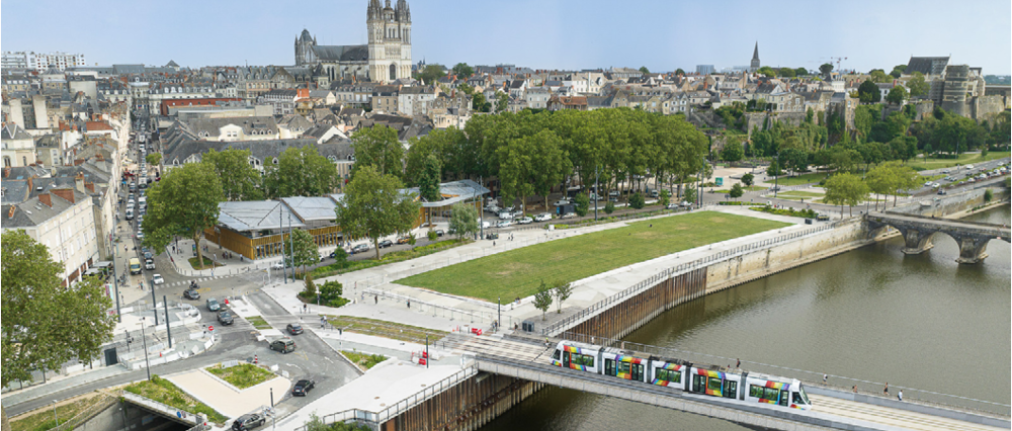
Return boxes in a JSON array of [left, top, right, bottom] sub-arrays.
[[1, 366, 128, 408], [263, 207, 812, 333]]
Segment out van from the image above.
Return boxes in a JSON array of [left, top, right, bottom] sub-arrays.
[[270, 338, 296, 353], [129, 258, 142, 275], [125, 208, 134, 220]]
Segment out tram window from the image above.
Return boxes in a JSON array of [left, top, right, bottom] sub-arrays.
[[552, 350, 560, 360], [799, 386, 811, 405], [750, 385, 764, 398], [724, 381, 737, 399], [779, 390, 789, 406], [617, 361, 631, 375], [708, 377, 722, 394], [792, 392, 804, 405], [692, 375, 706, 393], [657, 369, 681, 383], [605, 359, 616, 376], [764, 387, 779, 401]]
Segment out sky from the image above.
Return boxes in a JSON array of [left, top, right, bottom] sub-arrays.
[[3, 0, 1010, 75]]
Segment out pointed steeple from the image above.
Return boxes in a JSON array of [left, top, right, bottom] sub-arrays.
[[752, 41, 759, 61]]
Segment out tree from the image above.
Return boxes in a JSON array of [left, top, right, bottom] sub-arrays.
[[553, 281, 573, 314], [756, 66, 777, 77], [414, 64, 445, 85], [146, 153, 162, 166], [202, 148, 264, 201], [496, 137, 535, 216], [457, 83, 475, 96], [1, 230, 115, 388], [778, 68, 796, 78], [720, 141, 744, 162], [417, 154, 442, 227], [683, 186, 697, 205], [319, 280, 344, 306], [604, 200, 615, 214], [302, 274, 317, 300], [263, 145, 340, 198], [890, 64, 907, 78], [629, 192, 645, 209], [659, 189, 670, 207], [143, 162, 222, 269], [472, 93, 491, 113], [534, 281, 554, 321], [819, 63, 834, 78], [529, 131, 572, 212], [795, 67, 809, 76], [334, 165, 421, 261], [885, 86, 908, 105], [495, 92, 509, 113], [574, 193, 590, 217], [451, 63, 474, 79], [907, 72, 929, 97], [449, 203, 479, 239], [869, 69, 890, 83], [857, 80, 881, 103], [741, 173, 754, 187], [984, 189, 994, 203], [639, 66, 650, 74], [729, 183, 744, 199], [823, 173, 869, 217], [767, 159, 783, 177], [675, 68, 685, 76], [290, 228, 319, 275], [352, 125, 405, 179]]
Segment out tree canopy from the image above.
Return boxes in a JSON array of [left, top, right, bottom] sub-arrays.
[[352, 125, 405, 179], [449, 203, 479, 239], [414, 64, 445, 85], [263, 145, 340, 198], [2, 230, 115, 387], [143, 162, 223, 268], [639, 66, 650, 74], [819, 63, 834, 77], [885, 86, 908, 105], [146, 153, 162, 166], [202, 148, 263, 201], [451, 63, 474, 78], [823, 173, 869, 216], [857, 80, 881, 103], [334, 165, 421, 260], [289, 228, 319, 275], [906, 72, 929, 97]]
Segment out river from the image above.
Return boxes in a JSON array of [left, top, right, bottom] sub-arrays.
[[481, 207, 1011, 431]]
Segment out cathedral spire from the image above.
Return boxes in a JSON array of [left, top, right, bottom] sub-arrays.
[[752, 41, 759, 61]]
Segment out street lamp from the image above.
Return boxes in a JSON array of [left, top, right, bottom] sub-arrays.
[[140, 317, 152, 381]]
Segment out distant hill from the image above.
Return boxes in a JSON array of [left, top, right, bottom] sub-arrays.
[[984, 75, 1010, 85]]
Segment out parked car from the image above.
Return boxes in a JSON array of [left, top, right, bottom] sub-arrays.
[[396, 236, 412, 244], [937, 189, 948, 195], [553, 199, 571, 207], [589, 193, 603, 201], [143, 251, 154, 260], [232, 414, 265, 431], [496, 220, 512, 228], [292, 379, 316, 396], [351, 244, 370, 254], [287, 324, 304, 335], [481, 221, 492, 229], [217, 311, 234, 325], [666, 203, 679, 210], [270, 338, 296, 353], [378, 239, 393, 248], [144, 259, 155, 270], [136, 231, 145, 240], [534, 213, 551, 222], [206, 298, 220, 311], [517, 216, 533, 225], [184, 288, 200, 300], [435, 229, 445, 237], [271, 261, 285, 270], [152, 274, 164, 285], [498, 210, 513, 220]]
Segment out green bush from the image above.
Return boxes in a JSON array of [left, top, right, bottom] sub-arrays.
[[574, 193, 590, 217], [427, 230, 438, 241], [299, 274, 317, 301], [984, 189, 994, 203], [604, 200, 615, 214], [320, 280, 343, 304], [750, 205, 818, 219], [308, 239, 471, 279], [629, 192, 645, 209]]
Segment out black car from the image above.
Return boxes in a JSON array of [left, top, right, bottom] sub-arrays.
[[435, 229, 445, 237], [217, 311, 234, 325], [286, 324, 304, 335], [143, 251, 153, 260], [232, 414, 265, 431], [292, 379, 315, 396], [184, 289, 200, 300], [378, 239, 393, 248]]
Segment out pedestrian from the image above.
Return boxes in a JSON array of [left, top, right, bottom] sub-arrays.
[[897, 390, 903, 402], [407, 299, 411, 309], [852, 385, 858, 394], [823, 373, 828, 385], [883, 382, 889, 396], [303, 304, 307, 313], [374, 295, 378, 304], [172, 245, 176, 254], [493, 241, 496, 246], [736, 358, 741, 369]]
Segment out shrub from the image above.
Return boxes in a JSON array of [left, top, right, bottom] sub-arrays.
[[320, 280, 343, 303], [629, 192, 645, 209], [604, 200, 615, 214], [427, 230, 438, 241], [984, 189, 993, 203], [300, 274, 317, 301], [574, 193, 590, 217]]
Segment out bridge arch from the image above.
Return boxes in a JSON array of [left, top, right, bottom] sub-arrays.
[[865, 213, 1010, 264]]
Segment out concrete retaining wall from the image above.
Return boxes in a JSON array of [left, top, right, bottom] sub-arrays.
[[805, 386, 1011, 429]]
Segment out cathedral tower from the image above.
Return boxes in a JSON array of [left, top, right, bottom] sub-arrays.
[[368, 0, 412, 83], [749, 42, 761, 73]]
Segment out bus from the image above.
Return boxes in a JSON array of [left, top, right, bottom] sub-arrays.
[[129, 258, 142, 275]]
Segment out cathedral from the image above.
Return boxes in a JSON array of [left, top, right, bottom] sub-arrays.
[[294, 0, 413, 83]]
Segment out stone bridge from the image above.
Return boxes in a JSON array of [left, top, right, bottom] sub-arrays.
[[865, 212, 1011, 264]]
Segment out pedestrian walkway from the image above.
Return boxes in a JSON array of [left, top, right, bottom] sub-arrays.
[[1, 365, 127, 407], [167, 370, 290, 419]]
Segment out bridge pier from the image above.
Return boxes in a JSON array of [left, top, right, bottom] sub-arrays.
[[955, 236, 990, 264], [901, 229, 934, 255]]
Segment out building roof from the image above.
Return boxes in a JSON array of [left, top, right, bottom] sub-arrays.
[[906, 56, 949, 76], [312, 45, 369, 62], [1, 123, 32, 141], [280, 196, 338, 222], [410, 179, 489, 208], [217, 201, 306, 232]]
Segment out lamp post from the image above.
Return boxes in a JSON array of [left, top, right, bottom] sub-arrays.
[[113, 242, 122, 322], [140, 317, 151, 381]]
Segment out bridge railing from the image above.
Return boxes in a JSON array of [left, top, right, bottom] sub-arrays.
[[541, 218, 852, 336], [555, 332, 1011, 418]]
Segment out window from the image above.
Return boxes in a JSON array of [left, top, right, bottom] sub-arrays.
[[750, 384, 764, 398], [763, 387, 779, 401], [656, 369, 681, 383]]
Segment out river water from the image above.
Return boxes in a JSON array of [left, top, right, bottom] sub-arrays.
[[482, 207, 1011, 431]]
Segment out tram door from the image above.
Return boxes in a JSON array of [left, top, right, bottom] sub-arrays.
[[631, 363, 645, 382], [562, 351, 571, 368], [604, 359, 616, 376], [779, 390, 789, 407]]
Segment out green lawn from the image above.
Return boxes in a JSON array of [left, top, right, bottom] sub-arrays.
[[398, 211, 790, 302], [713, 186, 768, 193], [206, 363, 275, 389], [187, 256, 223, 268], [772, 191, 824, 202], [11, 394, 113, 431], [124, 376, 228, 424], [246, 316, 272, 330], [341, 351, 387, 370], [911, 152, 1010, 170], [325, 315, 447, 343], [768, 172, 829, 187]]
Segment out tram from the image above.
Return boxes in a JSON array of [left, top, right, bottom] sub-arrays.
[[549, 340, 812, 410]]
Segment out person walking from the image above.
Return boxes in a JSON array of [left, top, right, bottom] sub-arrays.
[[852, 385, 858, 394], [897, 390, 903, 402], [823, 373, 828, 385], [374, 295, 378, 304], [736, 358, 741, 369], [883, 382, 889, 396]]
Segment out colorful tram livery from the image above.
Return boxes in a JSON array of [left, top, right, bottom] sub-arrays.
[[550, 341, 812, 411]]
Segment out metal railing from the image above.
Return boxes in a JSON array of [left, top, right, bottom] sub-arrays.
[[297, 363, 478, 431], [541, 218, 852, 336], [362, 288, 512, 328], [553, 332, 1011, 417], [122, 391, 199, 424]]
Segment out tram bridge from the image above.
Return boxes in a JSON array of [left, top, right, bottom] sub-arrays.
[[438, 334, 1011, 431], [865, 211, 1011, 263]]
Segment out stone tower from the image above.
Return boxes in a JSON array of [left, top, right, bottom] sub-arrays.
[[749, 42, 760, 73], [294, 29, 317, 66], [367, 0, 412, 83]]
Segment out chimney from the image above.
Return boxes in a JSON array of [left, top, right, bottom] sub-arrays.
[[75, 173, 86, 193], [28, 176, 34, 190], [39, 193, 52, 207], [85, 182, 95, 193], [51, 188, 75, 204], [3, 167, 10, 178]]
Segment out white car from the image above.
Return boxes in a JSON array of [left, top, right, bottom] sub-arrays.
[[534, 213, 551, 222], [481, 221, 492, 229], [498, 210, 513, 220], [271, 262, 285, 270], [553, 199, 571, 207], [497, 220, 512, 228], [517, 216, 533, 224], [923, 181, 933, 187], [152, 274, 164, 285]]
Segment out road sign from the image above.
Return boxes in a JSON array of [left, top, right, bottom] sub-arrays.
[[208, 325, 214, 332]]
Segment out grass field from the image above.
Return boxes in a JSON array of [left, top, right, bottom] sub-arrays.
[[324, 315, 447, 343], [712, 186, 768, 193], [11, 393, 113, 431], [910, 152, 1010, 170], [768, 172, 829, 187], [341, 351, 387, 370], [772, 191, 824, 202], [124, 376, 228, 424], [398, 211, 790, 302], [246, 316, 272, 330], [206, 363, 275, 389]]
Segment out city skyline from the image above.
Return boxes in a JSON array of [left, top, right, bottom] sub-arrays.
[[2, 0, 1010, 74]]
